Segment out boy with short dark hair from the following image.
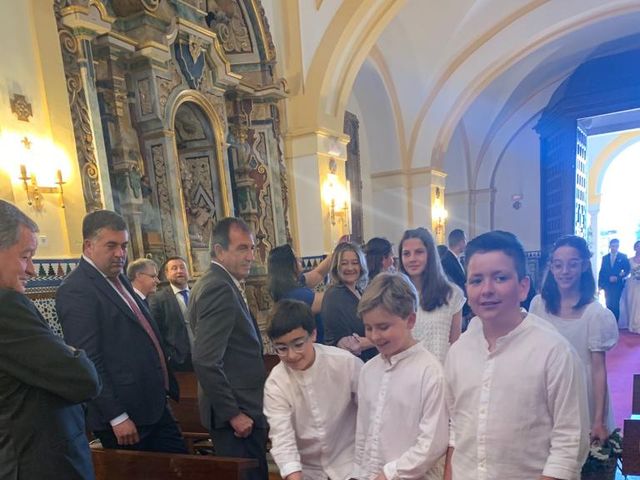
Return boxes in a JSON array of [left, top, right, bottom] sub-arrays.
[[444, 231, 588, 480], [353, 273, 448, 480], [264, 300, 362, 480]]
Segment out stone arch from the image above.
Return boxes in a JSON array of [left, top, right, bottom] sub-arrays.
[[589, 131, 640, 209], [163, 90, 233, 274], [424, 2, 640, 171], [287, 0, 406, 134]]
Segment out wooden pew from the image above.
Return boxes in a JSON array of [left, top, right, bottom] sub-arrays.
[[92, 448, 258, 480], [170, 356, 279, 453], [623, 374, 640, 474]]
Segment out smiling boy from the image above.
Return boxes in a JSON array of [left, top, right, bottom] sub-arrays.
[[444, 231, 588, 480], [264, 300, 362, 480], [353, 273, 448, 480]]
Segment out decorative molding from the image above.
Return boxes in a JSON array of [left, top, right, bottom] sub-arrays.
[[55, 1, 104, 211], [150, 144, 178, 257], [10, 94, 33, 122]]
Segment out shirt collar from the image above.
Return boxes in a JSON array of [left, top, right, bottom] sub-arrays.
[[133, 287, 146, 300], [212, 260, 244, 291], [82, 254, 112, 279], [382, 341, 422, 367], [169, 282, 189, 295]]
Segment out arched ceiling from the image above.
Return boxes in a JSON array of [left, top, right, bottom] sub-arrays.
[[350, 0, 640, 175]]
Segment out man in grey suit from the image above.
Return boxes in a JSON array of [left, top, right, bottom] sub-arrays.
[[188, 217, 267, 480], [150, 256, 193, 371], [0, 200, 101, 479]]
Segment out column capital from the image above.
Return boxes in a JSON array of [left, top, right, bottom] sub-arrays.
[[285, 128, 350, 160]]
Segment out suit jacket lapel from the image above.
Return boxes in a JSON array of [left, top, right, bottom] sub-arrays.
[[210, 263, 261, 342]]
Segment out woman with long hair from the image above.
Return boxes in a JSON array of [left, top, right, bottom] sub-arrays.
[[321, 242, 376, 361], [364, 237, 394, 281], [529, 235, 618, 444], [398, 227, 464, 363], [267, 244, 331, 343]]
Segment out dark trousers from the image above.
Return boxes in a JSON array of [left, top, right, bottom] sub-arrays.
[[211, 426, 268, 480], [605, 286, 624, 320], [95, 404, 188, 454]]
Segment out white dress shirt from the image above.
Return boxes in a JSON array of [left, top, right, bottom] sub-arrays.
[[264, 344, 362, 480], [444, 313, 589, 480], [353, 343, 448, 480]]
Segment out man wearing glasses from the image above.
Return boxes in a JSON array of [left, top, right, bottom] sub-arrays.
[[128, 258, 160, 308], [264, 299, 362, 480]]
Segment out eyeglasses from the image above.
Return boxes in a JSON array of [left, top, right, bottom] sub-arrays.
[[549, 260, 583, 272], [272, 335, 310, 356], [139, 272, 159, 279]]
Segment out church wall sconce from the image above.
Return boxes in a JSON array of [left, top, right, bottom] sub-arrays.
[[19, 162, 66, 211], [433, 187, 448, 236], [322, 158, 349, 227]]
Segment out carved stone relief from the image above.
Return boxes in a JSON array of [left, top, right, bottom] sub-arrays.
[[206, 0, 253, 54], [150, 144, 178, 257], [138, 78, 153, 115], [55, 3, 104, 211], [157, 61, 183, 112]]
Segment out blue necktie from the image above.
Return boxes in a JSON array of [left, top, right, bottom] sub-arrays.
[[179, 290, 189, 305]]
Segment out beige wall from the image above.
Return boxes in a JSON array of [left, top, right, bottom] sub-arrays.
[[0, 0, 85, 257]]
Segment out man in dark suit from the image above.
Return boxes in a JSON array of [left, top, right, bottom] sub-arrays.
[[0, 200, 101, 479], [598, 238, 631, 321], [188, 217, 267, 480], [128, 258, 160, 307], [441, 229, 472, 323], [56, 210, 187, 453], [150, 256, 193, 371]]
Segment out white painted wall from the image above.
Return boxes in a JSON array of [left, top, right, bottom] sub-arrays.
[[492, 124, 540, 251]]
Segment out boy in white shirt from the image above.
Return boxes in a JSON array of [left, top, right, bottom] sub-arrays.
[[444, 231, 589, 480], [264, 299, 362, 480], [353, 273, 448, 480]]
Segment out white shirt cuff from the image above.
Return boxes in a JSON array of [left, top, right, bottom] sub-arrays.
[[110, 413, 129, 427], [383, 460, 397, 480], [280, 462, 302, 479]]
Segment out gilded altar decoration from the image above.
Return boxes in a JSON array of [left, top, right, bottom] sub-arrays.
[[206, 0, 252, 54]]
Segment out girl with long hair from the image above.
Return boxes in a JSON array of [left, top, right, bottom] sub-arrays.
[[267, 244, 331, 343], [364, 237, 395, 281], [321, 242, 376, 361], [398, 227, 464, 363], [529, 235, 618, 444]]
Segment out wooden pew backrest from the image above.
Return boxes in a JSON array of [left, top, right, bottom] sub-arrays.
[[92, 448, 258, 480]]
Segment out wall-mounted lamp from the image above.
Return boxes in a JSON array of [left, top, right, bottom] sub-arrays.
[[322, 158, 349, 227], [19, 163, 66, 211], [433, 187, 448, 236]]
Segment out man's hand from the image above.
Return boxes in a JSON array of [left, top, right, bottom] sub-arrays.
[[230, 412, 254, 438], [285, 472, 303, 480], [112, 419, 140, 445], [609, 275, 618, 283], [373, 473, 386, 480]]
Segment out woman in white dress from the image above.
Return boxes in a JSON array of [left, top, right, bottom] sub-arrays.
[[398, 227, 465, 364], [621, 240, 640, 333], [530, 235, 618, 444]]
